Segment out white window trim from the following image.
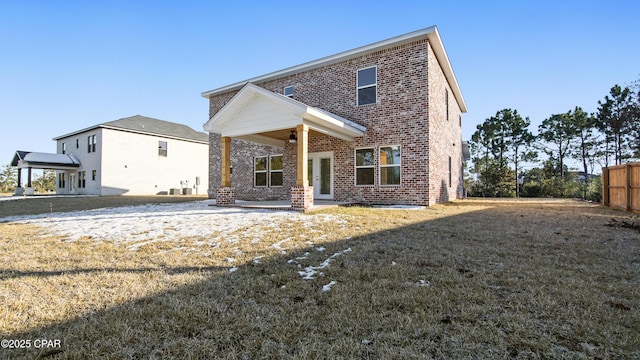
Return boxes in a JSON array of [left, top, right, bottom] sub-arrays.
[[357, 66, 377, 106], [254, 156, 268, 187], [379, 144, 401, 186], [269, 154, 284, 187], [354, 147, 375, 186], [158, 141, 168, 157]]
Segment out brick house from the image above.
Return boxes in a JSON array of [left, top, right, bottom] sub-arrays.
[[202, 26, 467, 211]]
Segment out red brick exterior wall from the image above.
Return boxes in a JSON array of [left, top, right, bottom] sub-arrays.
[[290, 185, 314, 211], [207, 38, 463, 206], [426, 41, 464, 205]]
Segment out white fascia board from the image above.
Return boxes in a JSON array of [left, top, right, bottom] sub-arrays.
[[305, 107, 366, 133], [201, 26, 466, 113], [204, 83, 305, 133], [427, 27, 467, 113], [201, 26, 439, 98], [302, 118, 362, 141], [53, 125, 101, 140]]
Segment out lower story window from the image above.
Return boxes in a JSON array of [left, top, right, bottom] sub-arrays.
[[355, 148, 375, 185], [254, 156, 267, 187], [270, 155, 283, 186], [379, 145, 401, 185], [92, 170, 97, 181], [78, 171, 86, 188], [58, 173, 66, 189]]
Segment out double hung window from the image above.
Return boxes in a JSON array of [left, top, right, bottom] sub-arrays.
[[158, 141, 168, 157], [88, 135, 96, 153], [254, 156, 267, 187], [357, 66, 377, 105], [379, 145, 401, 185], [355, 148, 375, 185], [270, 155, 283, 186]]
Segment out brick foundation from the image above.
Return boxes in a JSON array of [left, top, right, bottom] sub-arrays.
[[216, 187, 236, 205], [291, 186, 313, 212]]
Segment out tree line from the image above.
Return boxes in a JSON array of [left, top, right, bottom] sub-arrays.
[[0, 166, 56, 194], [467, 79, 640, 201]]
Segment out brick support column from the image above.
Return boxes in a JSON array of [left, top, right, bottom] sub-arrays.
[[216, 186, 236, 205], [291, 185, 313, 212]]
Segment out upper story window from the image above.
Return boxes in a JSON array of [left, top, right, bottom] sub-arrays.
[[87, 135, 96, 153], [76, 139, 79, 149], [158, 141, 168, 157], [62, 143, 66, 154], [283, 86, 293, 98], [357, 66, 377, 106]]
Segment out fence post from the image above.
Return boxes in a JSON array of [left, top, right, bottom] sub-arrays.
[[602, 167, 609, 206], [626, 164, 632, 211]]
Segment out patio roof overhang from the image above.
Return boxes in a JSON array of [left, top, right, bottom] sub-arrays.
[[11, 151, 81, 170], [203, 83, 366, 147]]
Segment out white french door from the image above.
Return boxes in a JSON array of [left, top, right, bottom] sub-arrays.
[[307, 151, 333, 199]]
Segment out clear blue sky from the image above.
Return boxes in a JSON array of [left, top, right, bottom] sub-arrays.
[[2, 1, 639, 168]]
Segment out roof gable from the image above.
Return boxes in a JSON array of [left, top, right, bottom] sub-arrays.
[[204, 83, 365, 147], [201, 26, 467, 113]]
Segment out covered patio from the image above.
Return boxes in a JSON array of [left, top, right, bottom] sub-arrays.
[[204, 83, 365, 212], [10, 150, 80, 195]]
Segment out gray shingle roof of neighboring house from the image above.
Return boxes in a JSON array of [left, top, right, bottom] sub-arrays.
[[53, 115, 209, 143]]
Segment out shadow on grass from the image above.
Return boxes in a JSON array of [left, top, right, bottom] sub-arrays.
[[0, 266, 226, 280], [4, 200, 640, 359]]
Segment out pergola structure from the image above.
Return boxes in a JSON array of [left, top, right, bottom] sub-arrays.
[[10, 151, 80, 195], [204, 83, 365, 211]]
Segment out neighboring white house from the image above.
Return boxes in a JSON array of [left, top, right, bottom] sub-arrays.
[[50, 115, 209, 196]]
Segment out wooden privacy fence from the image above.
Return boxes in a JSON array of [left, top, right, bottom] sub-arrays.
[[602, 162, 640, 212]]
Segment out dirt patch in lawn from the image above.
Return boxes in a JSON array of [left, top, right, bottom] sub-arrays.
[[1, 198, 638, 358]]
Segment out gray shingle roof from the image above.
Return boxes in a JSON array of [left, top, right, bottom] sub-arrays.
[[54, 115, 208, 143], [101, 115, 208, 142]]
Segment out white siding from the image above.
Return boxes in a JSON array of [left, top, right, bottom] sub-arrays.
[[100, 129, 209, 195], [55, 128, 209, 196], [219, 95, 300, 137], [55, 129, 103, 195]]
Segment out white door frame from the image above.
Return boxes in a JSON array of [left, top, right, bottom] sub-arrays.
[[308, 151, 334, 200]]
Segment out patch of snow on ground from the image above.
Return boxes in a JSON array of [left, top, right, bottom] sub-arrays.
[[0, 200, 346, 251], [321, 281, 337, 293], [297, 248, 352, 280]]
